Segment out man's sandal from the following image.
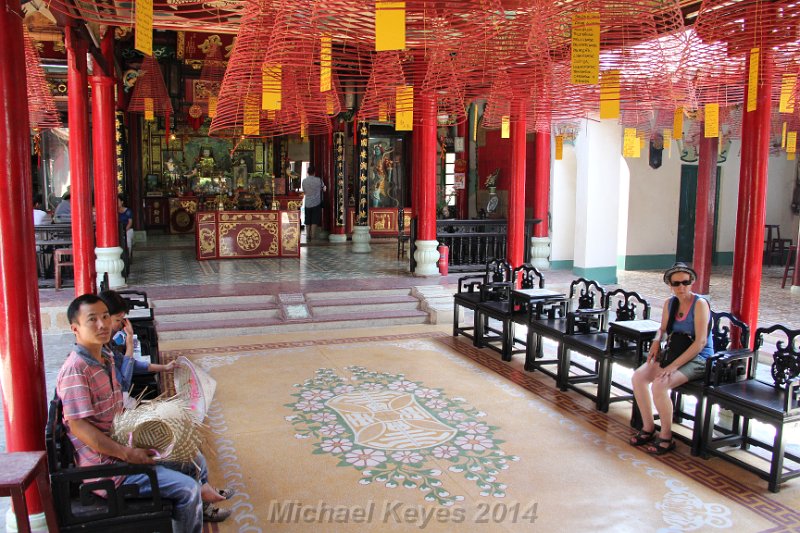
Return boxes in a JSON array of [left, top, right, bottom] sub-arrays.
[[646, 437, 676, 455], [629, 429, 656, 447], [203, 503, 232, 522]]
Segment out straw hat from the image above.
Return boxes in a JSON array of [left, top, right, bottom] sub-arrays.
[[663, 262, 697, 285], [112, 396, 202, 463], [173, 356, 217, 423]]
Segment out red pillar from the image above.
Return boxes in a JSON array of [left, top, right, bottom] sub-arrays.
[[0, 0, 48, 513], [507, 99, 526, 268], [730, 50, 772, 346], [693, 130, 718, 295], [417, 93, 437, 242], [533, 129, 551, 237], [793, 224, 800, 286], [91, 74, 119, 249], [66, 28, 96, 295]]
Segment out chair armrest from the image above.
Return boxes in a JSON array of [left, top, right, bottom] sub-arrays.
[[456, 274, 485, 294], [479, 281, 512, 302], [785, 379, 800, 414], [704, 348, 754, 386], [565, 308, 606, 335]]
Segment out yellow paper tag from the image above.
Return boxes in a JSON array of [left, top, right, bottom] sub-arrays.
[[501, 116, 510, 138], [207, 96, 218, 118], [375, 1, 406, 51], [143, 98, 154, 121], [262, 64, 282, 111], [663, 128, 672, 151], [673, 108, 683, 140], [780, 74, 796, 113], [555, 135, 563, 160], [244, 99, 259, 136], [378, 102, 388, 122], [266, 110, 276, 121], [395, 85, 413, 130], [747, 48, 759, 112], [782, 122, 787, 148], [623, 128, 639, 158], [789, 152, 796, 160], [135, 0, 153, 56], [599, 69, 620, 119], [326, 93, 335, 115], [320, 35, 332, 93], [571, 12, 600, 85], [704, 104, 719, 138], [472, 107, 477, 142], [787, 131, 797, 153]]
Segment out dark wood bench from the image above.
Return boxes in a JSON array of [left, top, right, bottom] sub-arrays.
[[701, 324, 800, 492], [522, 278, 606, 381], [559, 288, 651, 412], [45, 396, 173, 532], [452, 259, 512, 343]]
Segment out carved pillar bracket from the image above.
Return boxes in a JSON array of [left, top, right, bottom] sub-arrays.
[[351, 225, 372, 253], [96, 246, 126, 288], [530, 236, 551, 271]]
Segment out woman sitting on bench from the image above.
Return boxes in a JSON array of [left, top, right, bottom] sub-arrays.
[[629, 262, 713, 455]]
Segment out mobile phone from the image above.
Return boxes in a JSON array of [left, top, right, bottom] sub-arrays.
[[113, 331, 127, 346]]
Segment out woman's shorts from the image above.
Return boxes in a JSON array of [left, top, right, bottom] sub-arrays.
[[305, 204, 322, 225], [677, 355, 706, 381]]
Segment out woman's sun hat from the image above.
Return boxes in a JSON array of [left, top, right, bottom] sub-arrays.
[[663, 262, 697, 285]]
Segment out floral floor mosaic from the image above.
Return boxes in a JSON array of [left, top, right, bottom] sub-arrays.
[[160, 325, 800, 533]]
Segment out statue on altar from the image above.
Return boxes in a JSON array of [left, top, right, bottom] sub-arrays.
[[233, 158, 248, 188]]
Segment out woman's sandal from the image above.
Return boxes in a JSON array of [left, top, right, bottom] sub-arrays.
[[629, 429, 656, 447], [217, 487, 236, 500], [203, 503, 232, 522], [646, 436, 676, 455]]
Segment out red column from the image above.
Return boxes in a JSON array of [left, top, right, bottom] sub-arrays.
[[507, 99, 527, 268], [417, 93, 438, 241], [66, 28, 96, 295], [793, 224, 800, 286], [91, 74, 119, 249], [533, 129, 550, 237], [730, 50, 772, 346], [0, 0, 48, 513], [693, 130, 718, 295], [455, 119, 467, 219]]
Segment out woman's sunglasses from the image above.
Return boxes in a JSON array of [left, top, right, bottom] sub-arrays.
[[670, 280, 693, 287]]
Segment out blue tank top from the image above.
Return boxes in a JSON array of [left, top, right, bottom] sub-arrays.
[[669, 295, 713, 359]]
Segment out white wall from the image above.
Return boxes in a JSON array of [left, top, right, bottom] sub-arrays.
[[551, 142, 576, 262]]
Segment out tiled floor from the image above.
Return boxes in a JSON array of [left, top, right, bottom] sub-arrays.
[[1, 231, 798, 528]]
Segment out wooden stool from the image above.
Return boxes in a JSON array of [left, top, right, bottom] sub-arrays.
[[53, 248, 73, 290], [782, 245, 797, 288], [0, 451, 59, 533]]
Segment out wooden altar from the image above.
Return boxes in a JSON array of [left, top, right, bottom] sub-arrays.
[[195, 210, 301, 260], [346, 207, 413, 236]]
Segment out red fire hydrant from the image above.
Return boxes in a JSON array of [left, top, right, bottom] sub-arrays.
[[437, 244, 449, 276]]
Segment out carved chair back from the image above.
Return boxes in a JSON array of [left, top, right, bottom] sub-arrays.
[[605, 288, 651, 322], [754, 325, 800, 387], [514, 264, 545, 290], [709, 310, 750, 352]]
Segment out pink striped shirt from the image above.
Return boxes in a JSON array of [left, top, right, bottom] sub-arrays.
[[56, 345, 123, 478]]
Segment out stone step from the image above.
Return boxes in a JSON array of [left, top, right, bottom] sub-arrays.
[[305, 288, 413, 301], [311, 300, 419, 316], [156, 308, 282, 323], [155, 301, 280, 316], [152, 294, 278, 309]]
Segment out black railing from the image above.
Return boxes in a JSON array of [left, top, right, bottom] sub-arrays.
[[410, 218, 540, 273]]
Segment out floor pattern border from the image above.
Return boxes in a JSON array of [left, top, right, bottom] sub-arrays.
[[161, 330, 800, 532]]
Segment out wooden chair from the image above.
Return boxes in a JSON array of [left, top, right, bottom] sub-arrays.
[[45, 396, 173, 531], [661, 310, 751, 456], [522, 278, 606, 381], [764, 224, 793, 266], [782, 245, 796, 288], [559, 289, 650, 412], [397, 208, 410, 259], [54, 248, 74, 290], [452, 259, 512, 342], [701, 324, 800, 492], [475, 265, 545, 361]]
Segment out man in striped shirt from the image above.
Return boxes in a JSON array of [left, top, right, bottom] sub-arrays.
[[56, 294, 213, 532]]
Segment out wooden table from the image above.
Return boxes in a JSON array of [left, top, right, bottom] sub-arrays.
[[0, 451, 59, 533], [35, 238, 72, 279], [609, 319, 661, 428]]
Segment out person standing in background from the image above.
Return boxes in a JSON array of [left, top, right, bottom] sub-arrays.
[[118, 194, 134, 253], [301, 165, 326, 242]]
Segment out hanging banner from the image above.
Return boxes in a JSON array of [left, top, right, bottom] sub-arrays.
[[262, 64, 282, 111], [570, 12, 600, 85], [357, 123, 370, 225], [787, 131, 797, 154], [144, 98, 154, 121], [375, 1, 406, 51], [555, 135, 563, 160], [747, 48, 759, 112], [673, 107, 683, 140], [207, 96, 218, 118], [395, 86, 413, 130], [334, 132, 345, 227], [599, 69, 620, 119], [244, 99, 259, 136], [501, 116, 510, 138], [704, 103, 719, 138], [320, 35, 332, 92], [780, 74, 796, 114], [135, 0, 153, 56], [623, 128, 639, 158]]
